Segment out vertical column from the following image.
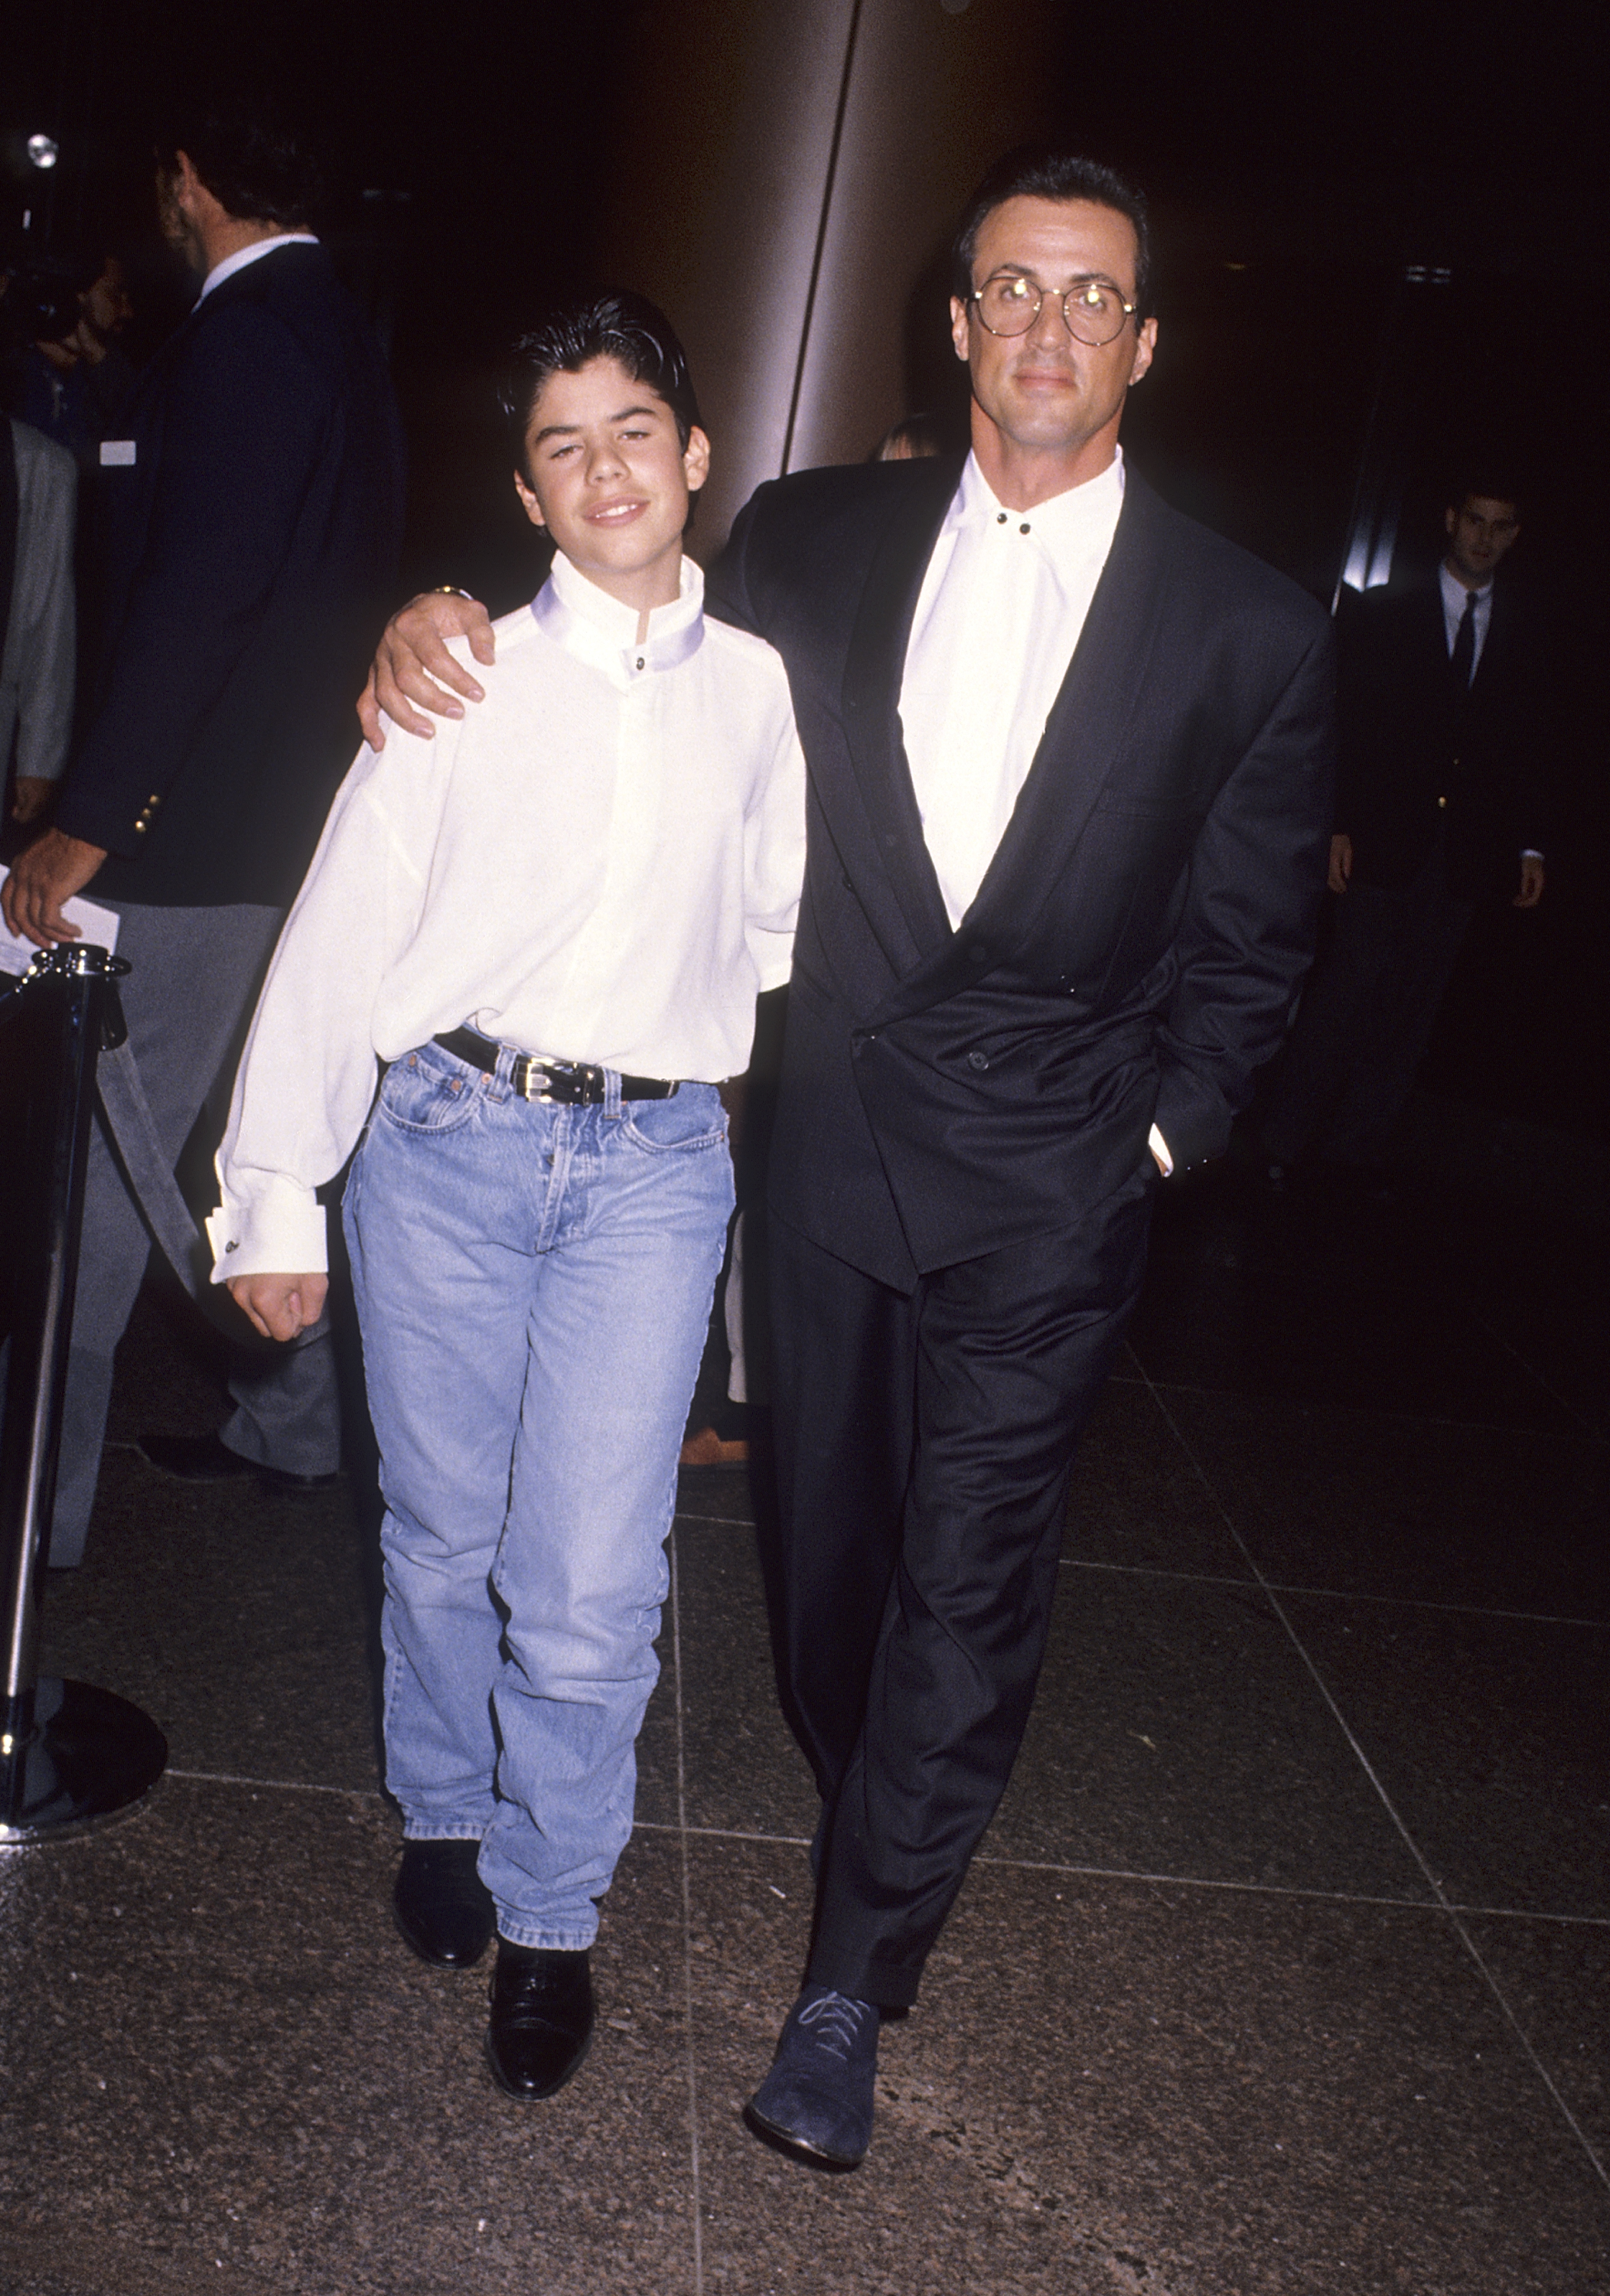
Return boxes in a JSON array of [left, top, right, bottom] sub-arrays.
[[591, 0, 1061, 547], [781, 0, 1062, 478]]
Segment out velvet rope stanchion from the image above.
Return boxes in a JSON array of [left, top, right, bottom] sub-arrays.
[[0, 944, 166, 1844]]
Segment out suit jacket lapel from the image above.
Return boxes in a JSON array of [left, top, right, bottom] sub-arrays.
[[839, 454, 960, 957]]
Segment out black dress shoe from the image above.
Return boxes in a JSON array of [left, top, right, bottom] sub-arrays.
[[393, 1839, 496, 1968], [136, 1430, 340, 1492], [485, 1942, 594, 2100]]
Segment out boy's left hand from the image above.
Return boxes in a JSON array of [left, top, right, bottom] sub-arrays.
[[227, 1272, 329, 1342]]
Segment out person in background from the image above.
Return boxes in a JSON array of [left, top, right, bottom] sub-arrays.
[[1, 414, 76, 838], [11, 252, 136, 478], [0, 87, 406, 1566], [1261, 483, 1544, 1187], [873, 412, 944, 462]]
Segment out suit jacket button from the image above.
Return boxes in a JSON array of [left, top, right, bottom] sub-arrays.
[[1437, 795, 1447, 808], [966, 1049, 989, 1072]]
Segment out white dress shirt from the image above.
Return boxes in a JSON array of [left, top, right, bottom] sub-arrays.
[[901, 448, 1125, 928], [899, 448, 1172, 1167], [197, 233, 320, 302], [208, 553, 806, 1277]]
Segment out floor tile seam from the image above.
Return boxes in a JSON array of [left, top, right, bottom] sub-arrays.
[[636, 1819, 813, 1848], [1438, 1907, 1610, 2191], [634, 1825, 1610, 1925], [1056, 1557, 1610, 1629], [1136, 1377, 1608, 1447], [1136, 1374, 1523, 1891], [672, 1511, 756, 1531], [1141, 1368, 1610, 2192], [1455, 1294, 1607, 1445], [967, 1851, 1610, 1925], [666, 1535, 704, 2296], [164, 1766, 384, 1801]]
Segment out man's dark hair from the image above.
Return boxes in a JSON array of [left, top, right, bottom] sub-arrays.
[[499, 291, 703, 471], [952, 147, 1152, 321], [1447, 477, 1523, 517], [155, 90, 325, 229]]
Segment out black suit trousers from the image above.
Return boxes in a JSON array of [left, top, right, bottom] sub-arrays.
[[765, 1163, 1155, 2007]]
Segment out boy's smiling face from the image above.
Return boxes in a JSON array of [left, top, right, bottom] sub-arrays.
[[514, 354, 709, 616]]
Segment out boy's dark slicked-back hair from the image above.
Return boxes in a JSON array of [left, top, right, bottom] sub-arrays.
[[500, 291, 703, 471], [951, 147, 1152, 320]]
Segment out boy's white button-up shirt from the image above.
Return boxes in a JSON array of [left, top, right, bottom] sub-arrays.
[[208, 553, 806, 1278]]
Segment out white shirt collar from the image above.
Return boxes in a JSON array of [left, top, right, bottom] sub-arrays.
[[1439, 560, 1493, 615], [949, 445, 1126, 559], [533, 551, 705, 688], [197, 233, 320, 302]]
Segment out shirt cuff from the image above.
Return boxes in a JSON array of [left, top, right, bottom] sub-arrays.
[[1148, 1122, 1173, 1176], [755, 931, 797, 996], [207, 1179, 329, 1282]]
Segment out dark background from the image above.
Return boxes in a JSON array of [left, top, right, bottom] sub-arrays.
[[4, 0, 1605, 1135]]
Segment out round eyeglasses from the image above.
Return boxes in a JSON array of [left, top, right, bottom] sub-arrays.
[[969, 272, 1137, 346]]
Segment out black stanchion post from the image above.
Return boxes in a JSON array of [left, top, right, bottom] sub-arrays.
[[0, 944, 167, 1844]]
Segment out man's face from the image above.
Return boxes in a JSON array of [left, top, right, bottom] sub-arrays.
[[1444, 494, 1520, 587], [950, 195, 1156, 478], [514, 355, 709, 608]]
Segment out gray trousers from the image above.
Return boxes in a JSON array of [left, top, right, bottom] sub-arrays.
[[1263, 843, 1475, 1170], [44, 901, 340, 1567]]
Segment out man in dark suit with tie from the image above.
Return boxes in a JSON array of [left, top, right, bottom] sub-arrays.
[[363, 146, 1335, 2164], [2, 93, 406, 1566], [1262, 485, 1543, 1182]]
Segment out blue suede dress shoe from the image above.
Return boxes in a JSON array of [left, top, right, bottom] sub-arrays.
[[745, 1985, 879, 2167]]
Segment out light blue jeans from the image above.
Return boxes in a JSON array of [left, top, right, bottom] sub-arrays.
[[343, 1040, 733, 1949]]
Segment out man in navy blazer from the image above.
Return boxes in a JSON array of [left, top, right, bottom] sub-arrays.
[[1263, 486, 1543, 1180], [365, 148, 1335, 2164], [3, 94, 406, 1565]]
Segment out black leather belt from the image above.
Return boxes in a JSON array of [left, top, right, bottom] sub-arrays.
[[433, 1028, 679, 1106]]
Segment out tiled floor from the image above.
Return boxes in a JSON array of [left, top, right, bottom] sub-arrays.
[[2, 1148, 1607, 2294]]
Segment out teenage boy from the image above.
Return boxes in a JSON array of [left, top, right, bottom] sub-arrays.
[[207, 293, 805, 2102]]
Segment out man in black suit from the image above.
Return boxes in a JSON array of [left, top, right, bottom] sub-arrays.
[[2, 95, 406, 1566], [364, 148, 1334, 2165], [1263, 486, 1543, 1180]]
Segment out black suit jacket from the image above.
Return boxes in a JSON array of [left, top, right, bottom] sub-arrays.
[[57, 241, 406, 908], [709, 456, 1336, 1292], [1335, 580, 1544, 900]]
